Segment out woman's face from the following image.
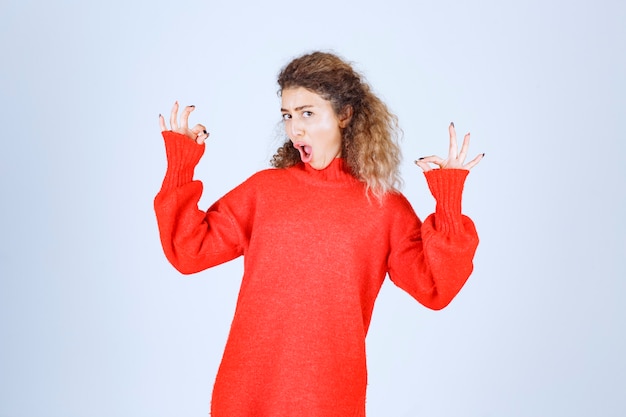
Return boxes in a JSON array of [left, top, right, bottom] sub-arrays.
[[281, 87, 348, 170]]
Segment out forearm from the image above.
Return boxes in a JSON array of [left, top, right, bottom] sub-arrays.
[[154, 131, 242, 274], [388, 168, 479, 309], [158, 131, 205, 192]]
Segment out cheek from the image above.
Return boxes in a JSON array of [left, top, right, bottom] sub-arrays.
[[326, 123, 343, 142], [316, 116, 340, 135], [283, 121, 293, 139]]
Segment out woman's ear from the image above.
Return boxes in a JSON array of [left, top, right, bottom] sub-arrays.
[[338, 105, 353, 128]]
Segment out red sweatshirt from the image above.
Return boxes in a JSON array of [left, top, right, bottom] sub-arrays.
[[154, 131, 479, 417]]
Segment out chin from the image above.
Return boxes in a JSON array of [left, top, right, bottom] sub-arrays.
[[309, 160, 331, 170]]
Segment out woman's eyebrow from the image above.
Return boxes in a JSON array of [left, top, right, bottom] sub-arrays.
[[280, 104, 314, 112]]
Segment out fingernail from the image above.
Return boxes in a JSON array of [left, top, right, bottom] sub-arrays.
[[158, 113, 162, 118], [450, 122, 455, 128], [482, 153, 485, 157], [417, 157, 425, 161], [190, 105, 195, 108], [203, 130, 208, 135]]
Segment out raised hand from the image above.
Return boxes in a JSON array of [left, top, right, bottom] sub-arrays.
[[415, 122, 483, 172], [159, 101, 210, 145]]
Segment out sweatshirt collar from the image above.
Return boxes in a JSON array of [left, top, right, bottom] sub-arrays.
[[296, 158, 359, 184]]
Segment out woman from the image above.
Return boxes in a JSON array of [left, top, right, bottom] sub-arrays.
[[155, 51, 482, 417]]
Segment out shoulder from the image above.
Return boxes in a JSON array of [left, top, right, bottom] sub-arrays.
[[382, 190, 414, 212], [227, 167, 294, 197], [245, 166, 292, 184], [380, 190, 420, 225], [377, 191, 423, 243]]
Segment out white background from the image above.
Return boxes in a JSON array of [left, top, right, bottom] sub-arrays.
[[1, 0, 624, 416]]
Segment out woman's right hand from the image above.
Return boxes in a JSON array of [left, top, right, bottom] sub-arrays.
[[159, 101, 210, 145]]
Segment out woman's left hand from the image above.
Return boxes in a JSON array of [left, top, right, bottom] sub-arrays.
[[415, 123, 484, 172]]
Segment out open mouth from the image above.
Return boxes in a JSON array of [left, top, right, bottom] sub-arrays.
[[293, 142, 313, 163]]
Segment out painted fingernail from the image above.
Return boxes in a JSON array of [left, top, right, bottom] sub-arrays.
[[203, 130, 208, 135], [482, 153, 485, 157], [450, 122, 455, 128], [190, 105, 195, 108], [418, 157, 425, 161]]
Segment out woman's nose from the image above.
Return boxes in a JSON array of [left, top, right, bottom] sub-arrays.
[[289, 119, 303, 138]]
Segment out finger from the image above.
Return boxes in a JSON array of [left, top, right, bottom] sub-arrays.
[[418, 155, 445, 166], [457, 133, 471, 163], [159, 114, 167, 132], [190, 123, 209, 144], [170, 101, 179, 131], [190, 123, 207, 136], [463, 153, 485, 170], [197, 129, 209, 145], [179, 105, 195, 130], [414, 159, 433, 172], [448, 122, 458, 159]]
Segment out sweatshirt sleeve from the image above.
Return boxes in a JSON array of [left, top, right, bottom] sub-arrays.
[[387, 169, 479, 310], [153, 131, 248, 274]]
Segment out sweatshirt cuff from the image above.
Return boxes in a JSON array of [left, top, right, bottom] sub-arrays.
[[424, 169, 468, 234], [160, 131, 205, 191]]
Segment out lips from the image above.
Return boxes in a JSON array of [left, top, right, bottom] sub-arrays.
[[293, 142, 313, 163]]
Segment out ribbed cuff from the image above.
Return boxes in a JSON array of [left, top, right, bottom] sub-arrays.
[[160, 131, 205, 191], [424, 169, 468, 234]]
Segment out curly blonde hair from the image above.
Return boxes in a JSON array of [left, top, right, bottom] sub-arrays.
[[271, 51, 402, 198]]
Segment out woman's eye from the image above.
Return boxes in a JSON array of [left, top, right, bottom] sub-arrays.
[[302, 111, 313, 117], [281, 113, 291, 120]]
